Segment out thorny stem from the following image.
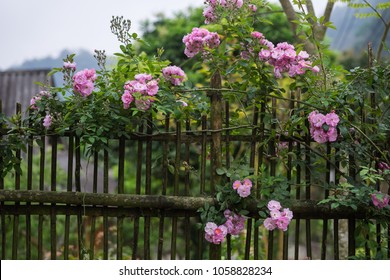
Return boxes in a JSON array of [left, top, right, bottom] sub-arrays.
[[349, 123, 389, 163]]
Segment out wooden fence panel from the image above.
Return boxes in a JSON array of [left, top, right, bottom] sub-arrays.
[[0, 83, 389, 259]]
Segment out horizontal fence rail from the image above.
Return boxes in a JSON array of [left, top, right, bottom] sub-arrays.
[[0, 190, 380, 219]]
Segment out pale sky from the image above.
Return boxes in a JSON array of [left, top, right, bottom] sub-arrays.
[[0, 0, 331, 70]]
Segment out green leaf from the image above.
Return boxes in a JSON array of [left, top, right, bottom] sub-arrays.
[[216, 167, 227, 175], [168, 164, 175, 174], [255, 219, 264, 228], [331, 202, 339, 209]]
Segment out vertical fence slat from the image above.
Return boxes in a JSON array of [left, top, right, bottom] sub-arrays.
[[64, 134, 74, 260], [200, 115, 207, 195], [224, 101, 233, 260], [284, 93, 296, 260], [74, 136, 84, 259], [117, 137, 125, 260], [305, 118, 312, 259], [184, 119, 191, 260], [208, 71, 222, 260], [144, 117, 153, 260], [170, 120, 181, 260], [348, 219, 356, 257], [294, 89, 302, 260], [348, 129, 356, 258], [333, 146, 340, 260], [334, 219, 339, 259], [158, 115, 170, 260], [198, 115, 207, 259], [26, 120, 33, 259], [103, 149, 109, 259], [267, 97, 278, 260], [89, 151, 99, 260], [321, 144, 331, 260], [251, 104, 259, 260], [38, 135, 45, 259], [132, 123, 144, 260], [12, 103, 21, 260], [50, 135, 58, 260]]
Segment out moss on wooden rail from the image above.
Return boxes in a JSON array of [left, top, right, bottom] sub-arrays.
[[0, 189, 379, 219]]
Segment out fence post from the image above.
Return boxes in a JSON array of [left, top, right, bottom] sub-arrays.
[[208, 70, 223, 192], [208, 70, 222, 260]]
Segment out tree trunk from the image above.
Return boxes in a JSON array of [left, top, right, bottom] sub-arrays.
[[279, 0, 335, 54]]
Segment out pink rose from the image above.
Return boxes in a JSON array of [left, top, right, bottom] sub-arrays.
[[263, 217, 277, 231], [73, 68, 96, 97], [204, 222, 227, 244], [162, 66, 186, 86], [43, 114, 52, 129], [275, 216, 290, 231], [233, 178, 252, 198], [281, 208, 293, 221], [264, 200, 293, 232], [237, 184, 251, 198], [310, 113, 325, 128], [223, 210, 246, 235], [325, 111, 340, 127], [327, 127, 338, 142], [248, 4, 257, 12], [232, 180, 241, 190], [121, 91, 134, 109], [312, 129, 328, 144], [63, 61, 76, 70], [371, 192, 389, 209], [270, 209, 281, 220], [267, 200, 281, 211]]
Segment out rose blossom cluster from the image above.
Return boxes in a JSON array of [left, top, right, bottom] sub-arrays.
[[121, 73, 159, 111], [378, 161, 390, 172], [30, 91, 51, 110], [240, 31, 269, 60], [224, 209, 246, 235], [72, 68, 97, 97], [204, 222, 227, 244], [371, 192, 389, 209], [203, 0, 246, 24], [259, 41, 320, 78], [203, 0, 257, 24], [308, 110, 340, 144], [182, 27, 220, 58], [204, 209, 246, 244], [63, 61, 76, 70], [232, 178, 252, 198], [162, 65, 186, 86], [43, 114, 52, 129], [263, 200, 293, 231]]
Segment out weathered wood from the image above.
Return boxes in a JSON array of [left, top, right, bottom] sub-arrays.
[[0, 189, 382, 219]]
